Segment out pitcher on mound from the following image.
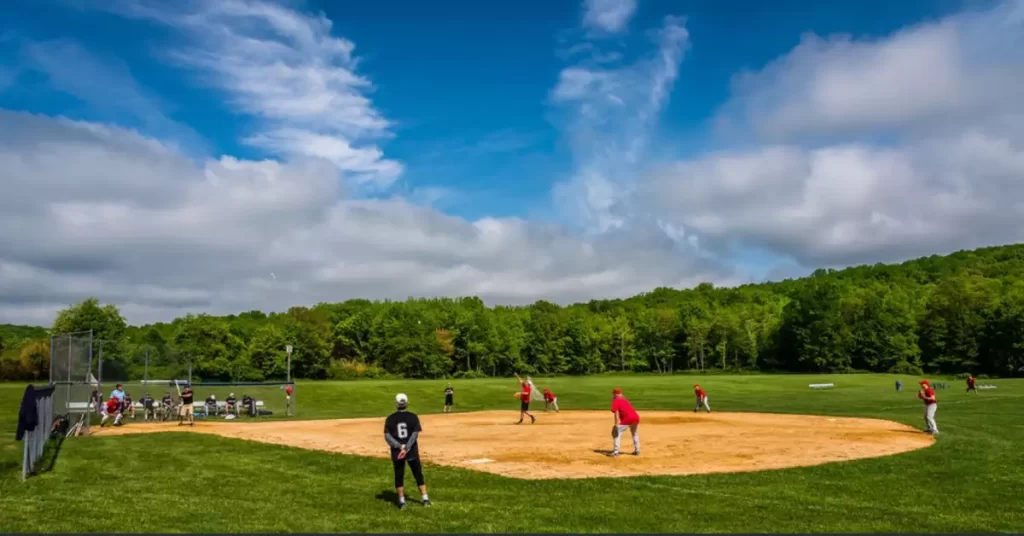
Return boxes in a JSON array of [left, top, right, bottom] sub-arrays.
[[514, 374, 536, 424], [609, 388, 640, 457]]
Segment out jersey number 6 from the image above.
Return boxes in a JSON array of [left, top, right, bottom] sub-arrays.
[[397, 422, 408, 439]]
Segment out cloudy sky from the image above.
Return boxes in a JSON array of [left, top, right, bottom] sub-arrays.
[[1, 0, 1022, 326]]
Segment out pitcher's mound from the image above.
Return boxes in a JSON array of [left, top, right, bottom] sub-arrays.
[[96, 411, 933, 480]]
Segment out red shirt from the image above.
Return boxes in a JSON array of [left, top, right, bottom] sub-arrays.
[[967, 377, 976, 386], [285, 385, 294, 395], [106, 399, 120, 413], [522, 382, 531, 399], [695, 387, 706, 399], [611, 397, 640, 425], [544, 390, 555, 402], [921, 387, 936, 405]]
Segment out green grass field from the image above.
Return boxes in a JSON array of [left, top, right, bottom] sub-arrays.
[[1, 374, 1022, 533]]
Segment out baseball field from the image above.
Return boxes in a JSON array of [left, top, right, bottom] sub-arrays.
[[1, 374, 1022, 533]]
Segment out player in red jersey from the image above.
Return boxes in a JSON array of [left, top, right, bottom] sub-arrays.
[[543, 388, 559, 412], [918, 380, 939, 435], [100, 397, 122, 428], [966, 375, 978, 394], [609, 388, 640, 457], [693, 384, 710, 413], [514, 374, 535, 424], [285, 384, 294, 416]]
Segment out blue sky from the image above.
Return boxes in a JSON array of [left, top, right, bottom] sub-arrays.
[[1, 0, 1022, 324], [2, 0, 972, 219]]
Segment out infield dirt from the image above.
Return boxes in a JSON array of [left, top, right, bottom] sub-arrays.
[[95, 410, 933, 479]]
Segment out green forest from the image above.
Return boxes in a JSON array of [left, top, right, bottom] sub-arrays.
[[4, 244, 1024, 382]]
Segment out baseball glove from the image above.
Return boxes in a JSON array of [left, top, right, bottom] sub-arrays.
[[611, 425, 619, 438]]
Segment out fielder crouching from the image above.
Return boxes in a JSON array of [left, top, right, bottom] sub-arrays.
[[693, 384, 711, 413], [100, 397, 123, 427], [384, 393, 431, 510]]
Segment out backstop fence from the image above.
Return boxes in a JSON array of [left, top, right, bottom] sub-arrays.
[[49, 331, 95, 432]]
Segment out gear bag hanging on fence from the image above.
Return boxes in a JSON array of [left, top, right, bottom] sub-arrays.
[[17, 385, 39, 441]]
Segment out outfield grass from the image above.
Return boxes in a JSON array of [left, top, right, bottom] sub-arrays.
[[1, 374, 1022, 533]]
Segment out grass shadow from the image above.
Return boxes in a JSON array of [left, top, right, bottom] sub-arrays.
[[374, 490, 400, 506]]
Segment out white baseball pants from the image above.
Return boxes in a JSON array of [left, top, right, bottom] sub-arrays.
[[613, 423, 639, 454], [924, 404, 938, 433], [695, 395, 710, 412]]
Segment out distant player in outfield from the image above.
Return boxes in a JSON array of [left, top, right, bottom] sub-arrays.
[[100, 397, 122, 427], [543, 388, 559, 412], [179, 385, 195, 427], [443, 383, 454, 413], [966, 375, 978, 394], [285, 384, 294, 416], [918, 380, 939, 435], [514, 374, 536, 424], [609, 388, 640, 457], [141, 393, 156, 421], [693, 384, 711, 413], [384, 393, 430, 509]]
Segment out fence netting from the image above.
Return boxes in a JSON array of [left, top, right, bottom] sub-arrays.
[[49, 331, 94, 431]]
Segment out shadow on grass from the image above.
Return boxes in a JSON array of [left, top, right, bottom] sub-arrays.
[[374, 490, 400, 506]]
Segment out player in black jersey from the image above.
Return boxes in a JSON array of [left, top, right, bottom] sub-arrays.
[[160, 392, 174, 421], [141, 393, 156, 421], [179, 385, 195, 426], [384, 393, 430, 509], [443, 383, 454, 413], [122, 393, 136, 420]]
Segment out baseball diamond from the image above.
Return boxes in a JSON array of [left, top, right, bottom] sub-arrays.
[[93, 410, 932, 479]]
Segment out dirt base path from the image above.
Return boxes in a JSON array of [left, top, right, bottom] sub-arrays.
[[95, 411, 933, 480]]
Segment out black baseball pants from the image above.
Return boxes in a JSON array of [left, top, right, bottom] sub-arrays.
[[392, 458, 425, 488]]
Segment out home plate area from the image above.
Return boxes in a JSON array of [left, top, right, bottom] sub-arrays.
[[96, 410, 933, 479]]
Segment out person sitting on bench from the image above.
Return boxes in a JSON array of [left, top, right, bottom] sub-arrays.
[[205, 394, 218, 416], [225, 393, 238, 416]]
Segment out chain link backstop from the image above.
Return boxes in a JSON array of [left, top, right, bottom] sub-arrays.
[[49, 331, 94, 432]]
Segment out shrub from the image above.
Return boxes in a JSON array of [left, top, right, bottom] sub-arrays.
[[451, 370, 488, 380], [327, 359, 397, 380], [888, 362, 924, 376]]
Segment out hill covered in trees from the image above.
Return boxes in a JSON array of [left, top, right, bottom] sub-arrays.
[[4, 244, 1024, 382]]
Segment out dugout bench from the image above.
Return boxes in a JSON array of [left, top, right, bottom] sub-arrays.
[[67, 400, 265, 418]]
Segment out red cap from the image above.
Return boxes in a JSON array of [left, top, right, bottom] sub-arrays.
[[612, 388, 622, 395], [919, 379, 929, 385], [694, 384, 700, 388]]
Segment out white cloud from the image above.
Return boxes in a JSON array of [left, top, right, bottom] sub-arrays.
[[100, 0, 402, 189], [642, 0, 1024, 268], [582, 0, 638, 34], [715, 0, 1024, 142], [551, 14, 689, 233], [0, 110, 734, 325]]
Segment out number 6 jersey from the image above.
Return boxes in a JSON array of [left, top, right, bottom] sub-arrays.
[[384, 410, 423, 461]]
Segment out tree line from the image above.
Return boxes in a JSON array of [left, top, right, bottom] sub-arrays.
[[3, 244, 1024, 382]]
